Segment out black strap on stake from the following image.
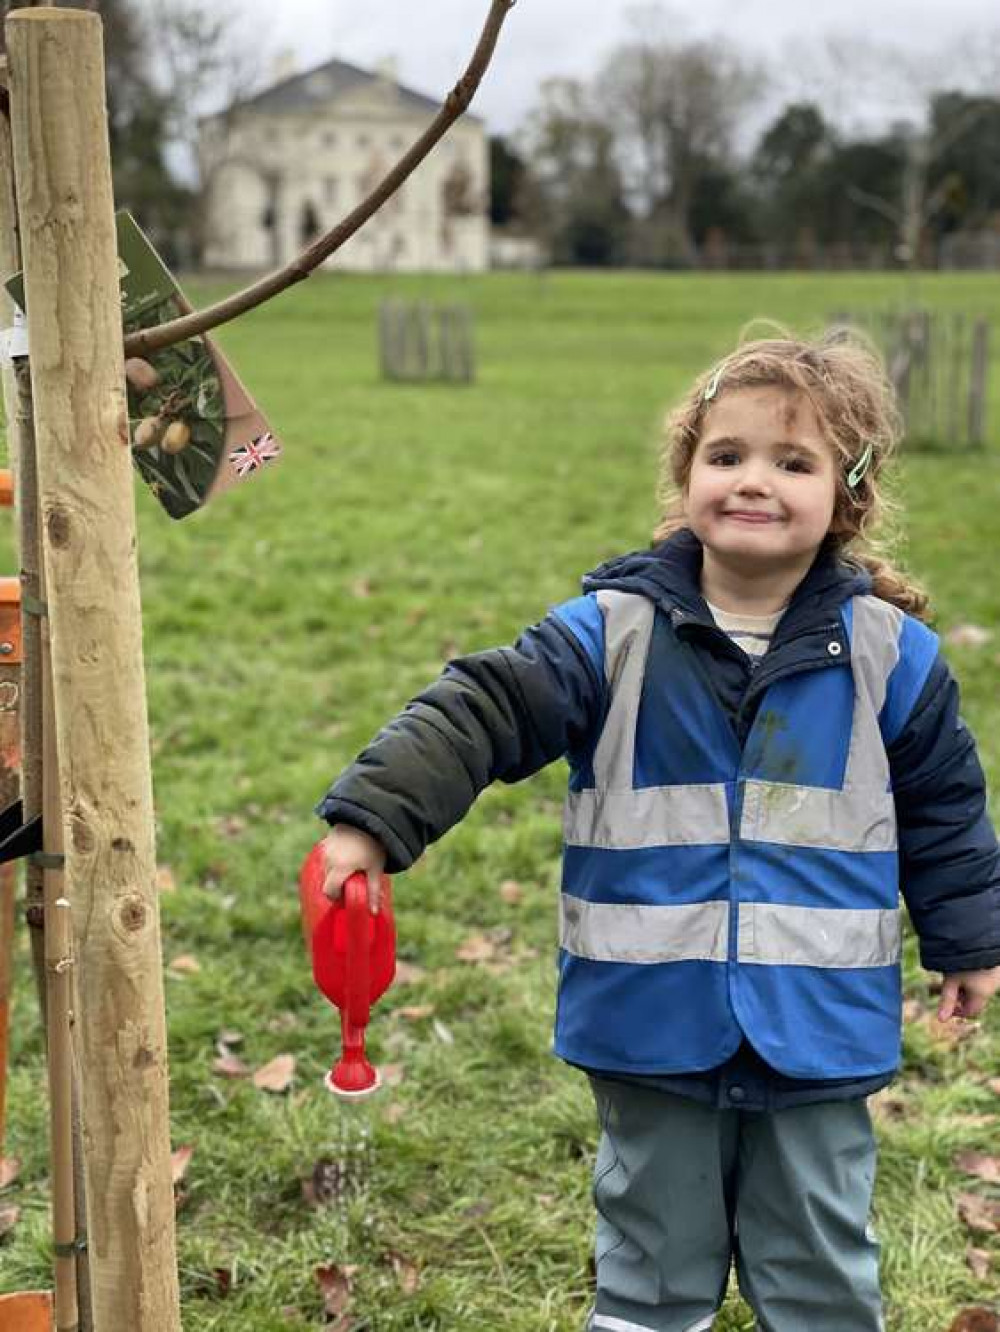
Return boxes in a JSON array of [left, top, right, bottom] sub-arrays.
[[0, 798, 43, 864], [53, 1235, 88, 1257]]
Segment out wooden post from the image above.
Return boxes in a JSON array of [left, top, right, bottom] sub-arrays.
[[7, 10, 181, 1331]]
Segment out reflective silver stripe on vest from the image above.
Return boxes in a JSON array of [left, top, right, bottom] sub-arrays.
[[561, 895, 901, 969], [739, 595, 902, 852], [565, 783, 730, 848], [560, 893, 729, 964], [565, 591, 730, 848], [737, 901, 902, 968]]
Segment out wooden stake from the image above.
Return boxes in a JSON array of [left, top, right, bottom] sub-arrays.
[[7, 10, 181, 1330]]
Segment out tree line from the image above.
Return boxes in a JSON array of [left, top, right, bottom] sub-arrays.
[[490, 25, 1000, 269]]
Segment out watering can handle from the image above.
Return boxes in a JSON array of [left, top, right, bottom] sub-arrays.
[[342, 872, 372, 1030]]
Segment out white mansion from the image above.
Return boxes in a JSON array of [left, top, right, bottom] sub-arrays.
[[198, 56, 490, 273]]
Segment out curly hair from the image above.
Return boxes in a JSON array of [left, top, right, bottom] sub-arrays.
[[653, 327, 930, 619]]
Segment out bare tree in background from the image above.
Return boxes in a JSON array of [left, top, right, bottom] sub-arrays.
[[788, 29, 1000, 266], [597, 4, 759, 266]]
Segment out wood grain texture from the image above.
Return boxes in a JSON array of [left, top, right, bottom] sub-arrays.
[[7, 10, 181, 1330]]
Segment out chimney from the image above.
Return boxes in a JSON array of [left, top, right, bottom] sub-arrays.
[[271, 49, 298, 86]]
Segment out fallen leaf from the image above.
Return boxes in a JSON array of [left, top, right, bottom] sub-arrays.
[[380, 1063, 405, 1087], [394, 960, 426, 985], [0, 1203, 20, 1237], [168, 954, 201, 974], [869, 1089, 908, 1123], [945, 623, 993, 648], [396, 1005, 435, 1021], [383, 1103, 406, 1125], [957, 1192, 1000, 1234], [432, 1019, 455, 1046], [384, 1250, 420, 1294], [171, 1144, 194, 1185], [253, 1053, 296, 1093], [988, 1079, 1000, 1096], [456, 933, 499, 964], [351, 577, 373, 600], [966, 1247, 995, 1281], [901, 998, 925, 1023], [213, 1267, 232, 1297], [217, 1029, 244, 1049], [949, 1115, 998, 1131], [217, 814, 248, 839], [946, 1309, 1000, 1332], [499, 879, 523, 905], [955, 1152, 1000, 1184], [213, 1053, 251, 1078], [0, 1157, 20, 1189], [156, 865, 177, 893], [314, 1262, 356, 1318]]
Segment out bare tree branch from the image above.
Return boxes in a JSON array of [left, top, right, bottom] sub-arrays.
[[125, 0, 517, 357]]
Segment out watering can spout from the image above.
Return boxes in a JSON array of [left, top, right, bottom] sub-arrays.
[[298, 842, 395, 1099]]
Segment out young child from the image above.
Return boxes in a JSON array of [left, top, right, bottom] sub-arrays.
[[316, 333, 1000, 1332]]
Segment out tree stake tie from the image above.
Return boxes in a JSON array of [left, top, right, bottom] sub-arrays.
[[298, 843, 395, 1100]]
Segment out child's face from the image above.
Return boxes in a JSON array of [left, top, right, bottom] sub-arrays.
[[684, 386, 838, 575]]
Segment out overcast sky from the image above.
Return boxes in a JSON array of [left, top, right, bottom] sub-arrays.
[[226, 0, 1000, 138]]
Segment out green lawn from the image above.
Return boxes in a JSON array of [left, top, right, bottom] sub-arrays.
[[3, 269, 1000, 1329]]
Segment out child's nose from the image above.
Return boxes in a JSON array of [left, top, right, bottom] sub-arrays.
[[735, 463, 772, 493]]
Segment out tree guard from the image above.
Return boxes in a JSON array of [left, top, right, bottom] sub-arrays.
[[7, 9, 181, 1330]]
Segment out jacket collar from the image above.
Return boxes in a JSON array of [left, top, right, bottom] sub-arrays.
[[582, 529, 872, 639]]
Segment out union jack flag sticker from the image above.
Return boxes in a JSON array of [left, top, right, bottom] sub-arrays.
[[229, 432, 282, 478]]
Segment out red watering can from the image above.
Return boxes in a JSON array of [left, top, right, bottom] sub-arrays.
[[298, 841, 395, 1099]]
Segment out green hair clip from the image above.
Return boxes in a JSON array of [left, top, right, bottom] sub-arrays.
[[703, 366, 724, 402], [847, 441, 874, 489]]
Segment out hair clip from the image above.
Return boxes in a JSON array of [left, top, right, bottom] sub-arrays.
[[847, 441, 874, 490], [703, 367, 724, 402]]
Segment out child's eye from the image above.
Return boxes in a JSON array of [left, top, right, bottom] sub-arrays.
[[779, 456, 813, 473], [708, 451, 740, 467]]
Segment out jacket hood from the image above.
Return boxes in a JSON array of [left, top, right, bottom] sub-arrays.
[[582, 529, 873, 623]]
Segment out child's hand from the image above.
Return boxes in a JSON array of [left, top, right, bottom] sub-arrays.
[[322, 824, 386, 912], [936, 966, 1000, 1021]]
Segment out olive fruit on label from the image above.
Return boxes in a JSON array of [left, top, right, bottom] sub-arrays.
[[124, 357, 160, 392], [161, 421, 192, 454], [133, 416, 165, 450]]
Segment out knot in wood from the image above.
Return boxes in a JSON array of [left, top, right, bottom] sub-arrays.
[[46, 505, 72, 550], [118, 894, 147, 933], [71, 818, 96, 854]]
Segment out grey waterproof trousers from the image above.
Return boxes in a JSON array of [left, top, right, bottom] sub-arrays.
[[588, 1078, 884, 1332]]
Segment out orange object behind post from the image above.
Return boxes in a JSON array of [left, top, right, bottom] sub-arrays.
[[0, 1291, 54, 1331]]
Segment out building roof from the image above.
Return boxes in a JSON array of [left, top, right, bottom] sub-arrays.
[[236, 56, 483, 124]]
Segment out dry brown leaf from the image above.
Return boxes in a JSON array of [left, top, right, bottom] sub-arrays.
[[988, 1078, 1000, 1097], [380, 1063, 405, 1087], [351, 577, 373, 599], [499, 879, 523, 904], [314, 1262, 357, 1318], [0, 1203, 20, 1237], [949, 1115, 998, 1131], [253, 1053, 296, 1093], [966, 1247, 995, 1281], [385, 1250, 420, 1294], [383, 1102, 406, 1125], [456, 933, 498, 964], [213, 1053, 251, 1078], [901, 997, 926, 1023], [946, 1309, 1000, 1332], [171, 1144, 194, 1185], [397, 1005, 435, 1021], [957, 1192, 1000, 1234], [869, 1090, 908, 1123], [945, 623, 993, 648], [955, 1152, 1000, 1184], [0, 1157, 21, 1189], [156, 865, 177, 893], [393, 960, 426, 986], [169, 954, 201, 974], [217, 1029, 244, 1049]]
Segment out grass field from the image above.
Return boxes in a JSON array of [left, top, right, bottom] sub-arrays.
[[3, 269, 1000, 1329]]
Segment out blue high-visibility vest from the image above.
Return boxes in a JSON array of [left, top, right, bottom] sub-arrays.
[[552, 590, 938, 1080]]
